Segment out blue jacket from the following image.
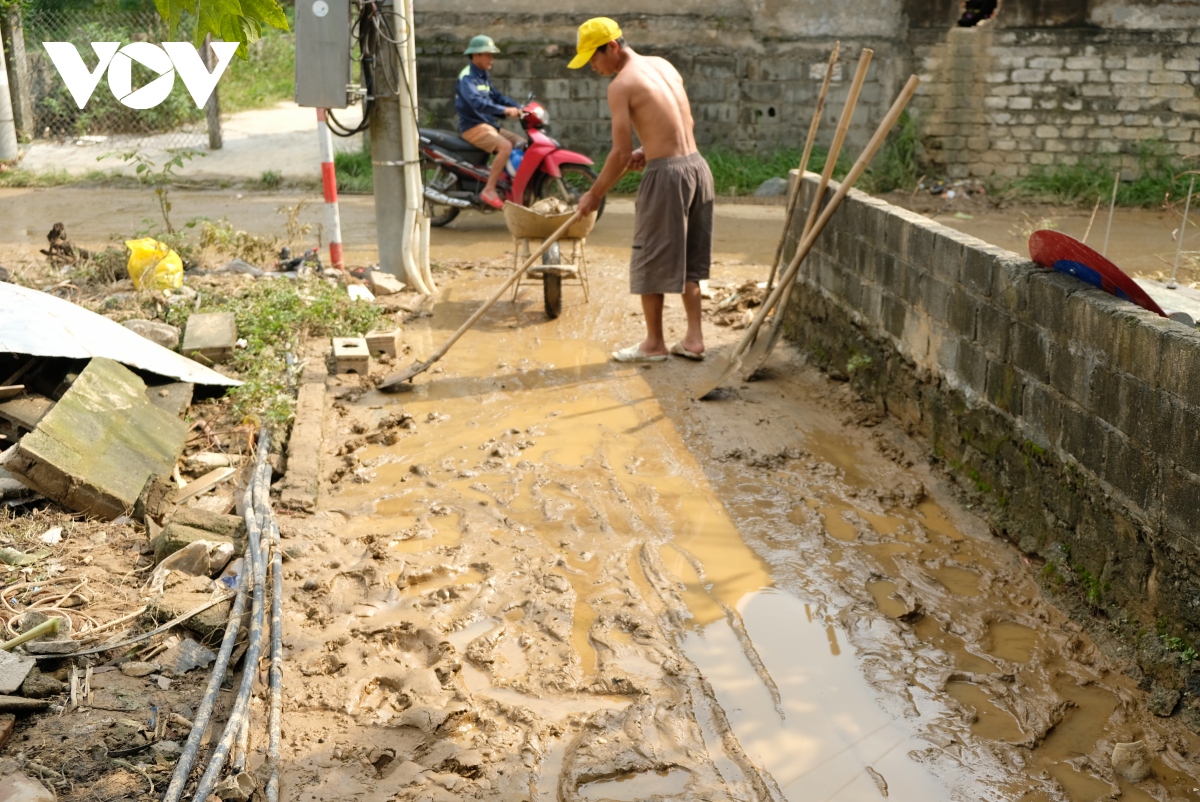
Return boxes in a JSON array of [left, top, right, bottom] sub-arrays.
[[455, 63, 519, 133]]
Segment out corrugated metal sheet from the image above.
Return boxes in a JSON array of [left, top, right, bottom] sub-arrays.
[[0, 283, 241, 387]]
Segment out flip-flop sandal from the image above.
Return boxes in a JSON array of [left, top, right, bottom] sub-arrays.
[[670, 341, 705, 361], [481, 193, 504, 210], [611, 344, 668, 363]]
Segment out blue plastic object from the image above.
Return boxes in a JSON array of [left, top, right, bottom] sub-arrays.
[[507, 148, 524, 176]]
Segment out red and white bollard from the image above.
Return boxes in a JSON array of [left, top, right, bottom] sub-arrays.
[[316, 109, 344, 270]]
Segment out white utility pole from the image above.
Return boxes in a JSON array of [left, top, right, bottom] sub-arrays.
[[0, 28, 19, 161]]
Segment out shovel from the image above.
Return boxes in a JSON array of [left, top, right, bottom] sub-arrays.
[[765, 42, 840, 293], [746, 48, 873, 376], [695, 74, 922, 400], [378, 210, 583, 390]]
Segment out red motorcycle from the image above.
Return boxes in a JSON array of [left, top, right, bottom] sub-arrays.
[[420, 100, 605, 227]]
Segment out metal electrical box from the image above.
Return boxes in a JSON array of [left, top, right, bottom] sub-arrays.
[[295, 0, 351, 109]]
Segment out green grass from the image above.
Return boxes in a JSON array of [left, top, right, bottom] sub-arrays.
[[219, 29, 297, 114], [335, 149, 374, 194], [0, 168, 75, 187], [1004, 141, 1197, 207], [164, 279, 382, 427]]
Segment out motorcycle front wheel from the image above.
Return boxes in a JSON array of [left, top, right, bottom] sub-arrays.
[[422, 161, 461, 227], [527, 164, 605, 221]]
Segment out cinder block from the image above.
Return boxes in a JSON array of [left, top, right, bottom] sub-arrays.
[[1114, 312, 1171, 386], [955, 340, 988, 396], [976, 303, 1012, 358], [1158, 325, 1200, 405], [1059, 400, 1108, 478], [333, 337, 370, 375], [1162, 467, 1200, 544], [1012, 322, 1051, 381], [1102, 429, 1161, 516], [1020, 380, 1062, 450], [1048, 338, 1093, 407], [985, 360, 1024, 415], [365, 330, 400, 357], [182, 312, 237, 364], [947, 286, 978, 339], [1169, 402, 1200, 476]]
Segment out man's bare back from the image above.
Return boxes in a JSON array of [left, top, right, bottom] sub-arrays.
[[571, 23, 713, 362], [610, 52, 697, 161]]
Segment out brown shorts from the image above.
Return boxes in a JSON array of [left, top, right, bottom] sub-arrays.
[[629, 151, 714, 295], [461, 123, 525, 153]]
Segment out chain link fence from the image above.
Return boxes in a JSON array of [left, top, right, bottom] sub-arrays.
[[15, 7, 212, 149]]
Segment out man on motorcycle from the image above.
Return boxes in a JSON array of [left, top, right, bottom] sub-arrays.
[[456, 35, 524, 209]]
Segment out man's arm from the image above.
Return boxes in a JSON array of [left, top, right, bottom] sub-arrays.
[[459, 76, 512, 120], [578, 81, 635, 215]]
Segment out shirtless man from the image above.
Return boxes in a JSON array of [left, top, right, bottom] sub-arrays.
[[571, 17, 714, 363]]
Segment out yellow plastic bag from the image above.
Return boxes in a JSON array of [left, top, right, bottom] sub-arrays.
[[125, 238, 183, 290]]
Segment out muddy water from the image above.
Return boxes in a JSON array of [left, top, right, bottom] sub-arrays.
[[268, 230, 1200, 801]]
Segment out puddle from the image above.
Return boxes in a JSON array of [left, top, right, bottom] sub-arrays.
[[866, 578, 910, 619], [929, 565, 982, 597], [946, 680, 1024, 743], [578, 767, 690, 801], [683, 588, 952, 800], [985, 620, 1038, 664]]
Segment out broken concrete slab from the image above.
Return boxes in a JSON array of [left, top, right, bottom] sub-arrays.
[[182, 312, 237, 364], [122, 319, 181, 350], [0, 394, 53, 432], [3, 358, 189, 520], [279, 382, 324, 511], [146, 382, 194, 418], [0, 651, 35, 695], [0, 282, 239, 387], [0, 386, 23, 401], [153, 508, 246, 564], [368, 271, 406, 296], [0, 771, 54, 802]]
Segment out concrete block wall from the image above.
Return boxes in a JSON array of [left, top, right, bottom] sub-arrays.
[[781, 172, 1200, 634], [911, 26, 1200, 178], [414, 13, 906, 159]]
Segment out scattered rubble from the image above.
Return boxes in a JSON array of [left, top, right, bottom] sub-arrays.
[[122, 318, 181, 350], [182, 312, 237, 364]]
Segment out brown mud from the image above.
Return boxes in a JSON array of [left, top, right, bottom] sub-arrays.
[[3, 188, 1199, 800], [271, 225, 1200, 801]]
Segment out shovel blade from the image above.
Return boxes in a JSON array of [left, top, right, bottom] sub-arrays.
[[378, 359, 431, 392], [740, 316, 786, 380], [694, 349, 745, 400]]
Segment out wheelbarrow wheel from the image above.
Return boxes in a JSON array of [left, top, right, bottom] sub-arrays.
[[543, 273, 563, 319]]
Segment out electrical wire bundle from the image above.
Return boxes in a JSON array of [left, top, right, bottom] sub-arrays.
[[327, 0, 421, 138]]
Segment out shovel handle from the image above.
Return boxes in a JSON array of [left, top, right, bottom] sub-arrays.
[[767, 42, 840, 291], [738, 76, 922, 362], [378, 209, 583, 388]]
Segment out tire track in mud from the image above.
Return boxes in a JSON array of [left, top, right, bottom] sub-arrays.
[[273, 256, 1200, 802]]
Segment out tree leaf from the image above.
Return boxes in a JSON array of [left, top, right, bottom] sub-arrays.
[[239, 0, 289, 32]]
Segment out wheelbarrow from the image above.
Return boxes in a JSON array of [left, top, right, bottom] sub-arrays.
[[503, 201, 595, 319]]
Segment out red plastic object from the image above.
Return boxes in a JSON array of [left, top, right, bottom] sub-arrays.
[[1028, 229, 1166, 317]]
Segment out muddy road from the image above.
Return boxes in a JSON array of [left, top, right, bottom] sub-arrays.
[[269, 224, 1200, 800], [2, 187, 1199, 800]]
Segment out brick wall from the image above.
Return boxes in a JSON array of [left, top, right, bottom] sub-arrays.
[[414, 14, 907, 159], [911, 26, 1200, 179], [414, 8, 1200, 177], [780, 172, 1200, 633]]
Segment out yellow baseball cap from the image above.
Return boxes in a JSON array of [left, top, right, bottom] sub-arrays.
[[568, 17, 622, 69]]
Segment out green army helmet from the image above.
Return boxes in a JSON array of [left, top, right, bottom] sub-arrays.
[[464, 35, 501, 55]]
